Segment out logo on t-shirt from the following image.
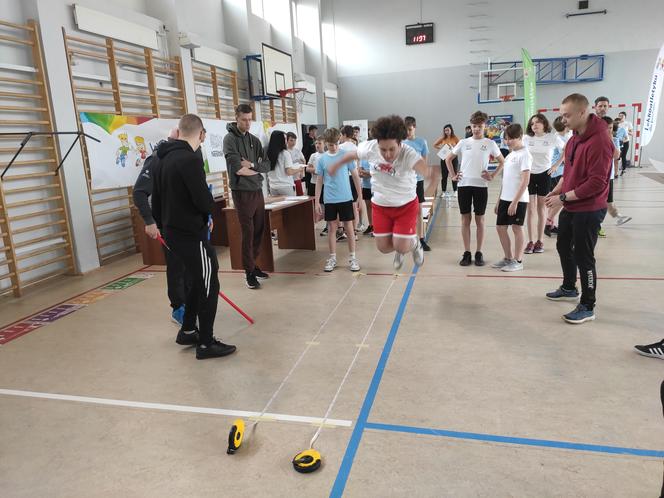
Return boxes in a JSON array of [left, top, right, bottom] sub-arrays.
[[480, 144, 487, 151], [465, 145, 472, 150], [374, 162, 396, 176]]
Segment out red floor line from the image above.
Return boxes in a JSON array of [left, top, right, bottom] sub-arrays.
[[0, 265, 151, 330], [466, 274, 664, 281]]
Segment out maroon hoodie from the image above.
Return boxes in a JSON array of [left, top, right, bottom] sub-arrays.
[[561, 113, 613, 212]]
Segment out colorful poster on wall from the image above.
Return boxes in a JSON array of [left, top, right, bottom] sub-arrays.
[[81, 113, 238, 189], [642, 42, 664, 148], [81, 113, 178, 189], [486, 114, 513, 145]]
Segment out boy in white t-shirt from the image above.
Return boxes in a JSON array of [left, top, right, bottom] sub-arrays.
[[445, 110, 505, 267], [328, 115, 430, 270], [490, 123, 532, 272]]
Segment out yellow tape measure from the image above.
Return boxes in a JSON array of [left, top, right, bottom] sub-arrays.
[[292, 449, 322, 473], [227, 419, 245, 454]]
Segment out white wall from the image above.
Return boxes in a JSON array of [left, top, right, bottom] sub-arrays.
[[338, 48, 664, 164]]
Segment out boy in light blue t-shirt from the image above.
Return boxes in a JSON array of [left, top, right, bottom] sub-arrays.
[[403, 116, 431, 251], [315, 127, 363, 273]]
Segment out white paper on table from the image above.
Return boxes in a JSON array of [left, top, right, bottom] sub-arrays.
[[285, 196, 310, 200], [436, 144, 452, 161]]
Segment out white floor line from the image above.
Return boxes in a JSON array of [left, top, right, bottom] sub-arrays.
[[0, 388, 353, 428]]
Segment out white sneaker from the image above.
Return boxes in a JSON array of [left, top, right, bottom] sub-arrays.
[[491, 258, 512, 269], [355, 224, 367, 233], [616, 215, 632, 226], [349, 257, 360, 272], [411, 239, 424, 266], [324, 257, 337, 272], [393, 252, 405, 270], [502, 260, 524, 272]]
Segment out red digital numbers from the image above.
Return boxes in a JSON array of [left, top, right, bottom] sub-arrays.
[[412, 34, 427, 43]]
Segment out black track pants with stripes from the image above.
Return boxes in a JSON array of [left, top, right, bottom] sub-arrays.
[[164, 231, 219, 345]]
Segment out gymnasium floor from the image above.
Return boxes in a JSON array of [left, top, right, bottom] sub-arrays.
[[1, 168, 663, 497]]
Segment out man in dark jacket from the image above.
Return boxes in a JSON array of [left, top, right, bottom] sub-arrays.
[[132, 130, 191, 326], [223, 104, 272, 290], [153, 114, 236, 360], [545, 93, 613, 324]]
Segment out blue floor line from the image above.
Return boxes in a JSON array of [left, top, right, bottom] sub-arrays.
[[364, 422, 664, 459], [329, 198, 443, 498]]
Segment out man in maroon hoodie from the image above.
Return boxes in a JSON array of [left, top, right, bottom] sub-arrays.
[[544, 93, 613, 324]]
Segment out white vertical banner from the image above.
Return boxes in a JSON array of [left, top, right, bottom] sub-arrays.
[[642, 43, 664, 147]]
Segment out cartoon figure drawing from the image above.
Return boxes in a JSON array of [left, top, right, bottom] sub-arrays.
[[134, 136, 147, 167], [116, 132, 130, 168]]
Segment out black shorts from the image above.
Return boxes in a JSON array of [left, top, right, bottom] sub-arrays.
[[528, 172, 551, 196], [496, 199, 528, 226], [362, 187, 373, 201], [607, 178, 614, 203], [458, 186, 488, 215], [349, 177, 358, 202], [416, 180, 425, 203], [551, 176, 562, 191], [325, 201, 354, 222]]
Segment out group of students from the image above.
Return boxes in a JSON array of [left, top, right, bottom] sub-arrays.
[[439, 97, 633, 274]]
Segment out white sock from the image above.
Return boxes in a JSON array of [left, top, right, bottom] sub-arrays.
[[183, 329, 196, 335], [349, 252, 355, 259], [330, 253, 336, 259]]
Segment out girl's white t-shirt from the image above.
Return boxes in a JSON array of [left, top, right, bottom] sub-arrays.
[[356, 140, 421, 207], [523, 133, 565, 174], [267, 149, 296, 190], [500, 147, 532, 203]]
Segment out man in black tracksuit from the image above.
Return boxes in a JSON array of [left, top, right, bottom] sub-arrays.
[[132, 135, 191, 325], [152, 114, 236, 360], [223, 104, 273, 289]]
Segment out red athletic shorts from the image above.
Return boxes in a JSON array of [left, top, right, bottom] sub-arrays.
[[372, 197, 419, 238]]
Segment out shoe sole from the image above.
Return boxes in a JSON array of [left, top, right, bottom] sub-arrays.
[[533, 250, 544, 254], [256, 275, 269, 281], [546, 295, 579, 302], [502, 267, 523, 272], [246, 282, 260, 289], [563, 314, 595, 324], [634, 349, 664, 360], [617, 217, 632, 226], [350, 268, 360, 272], [324, 266, 337, 272], [176, 338, 199, 346]]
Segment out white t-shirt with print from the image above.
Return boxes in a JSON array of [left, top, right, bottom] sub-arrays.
[[500, 147, 532, 203], [268, 149, 296, 190], [356, 140, 420, 207], [451, 137, 501, 188], [289, 147, 305, 165], [523, 133, 565, 174]]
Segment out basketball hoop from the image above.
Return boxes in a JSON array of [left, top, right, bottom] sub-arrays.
[[500, 94, 515, 102], [277, 87, 307, 113]]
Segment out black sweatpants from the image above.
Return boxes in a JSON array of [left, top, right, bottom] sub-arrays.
[[620, 141, 630, 169], [232, 190, 265, 273], [441, 157, 459, 192], [556, 208, 607, 310], [162, 244, 191, 310], [164, 230, 219, 345]]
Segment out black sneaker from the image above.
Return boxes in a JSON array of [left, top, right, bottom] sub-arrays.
[[246, 272, 261, 289], [420, 238, 431, 252], [254, 267, 269, 280], [474, 251, 485, 266], [196, 338, 236, 360], [363, 225, 374, 236], [176, 328, 199, 345], [634, 339, 664, 360], [459, 251, 472, 266], [544, 225, 552, 237], [550, 226, 559, 235], [320, 226, 328, 236], [336, 231, 348, 241]]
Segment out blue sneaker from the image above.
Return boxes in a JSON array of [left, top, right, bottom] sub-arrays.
[[171, 305, 185, 326], [563, 304, 595, 324], [546, 286, 579, 302]]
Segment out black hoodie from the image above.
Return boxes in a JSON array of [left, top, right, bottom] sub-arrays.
[[152, 139, 214, 238], [223, 122, 272, 192]]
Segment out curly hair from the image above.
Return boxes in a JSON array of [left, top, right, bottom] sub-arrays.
[[370, 115, 407, 142]]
